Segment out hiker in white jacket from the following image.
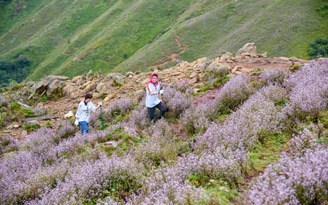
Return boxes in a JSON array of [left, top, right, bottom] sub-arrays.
[[75, 93, 100, 135], [145, 73, 167, 122]]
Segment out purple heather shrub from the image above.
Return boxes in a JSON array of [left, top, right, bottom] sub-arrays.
[[148, 119, 174, 138], [166, 91, 192, 117], [180, 74, 254, 135], [287, 128, 322, 157], [103, 121, 140, 139], [104, 98, 133, 121], [284, 60, 328, 118], [29, 153, 144, 205], [215, 73, 253, 112], [245, 147, 328, 205], [97, 196, 119, 205], [257, 84, 288, 104], [127, 181, 209, 205], [195, 85, 286, 152], [3, 159, 71, 204], [115, 122, 138, 138], [259, 68, 290, 86], [159, 86, 192, 117], [135, 120, 178, 168], [19, 127, 61, 161], [0, 151, 43, 204], [180, 101, 216, 134], [137, 95, 146, 110], [89, 111, 101, 127], [161, 85, 176, 101], [53, 131, 108, 157], [176, 80, 193, 96], [127, 154, 210, 205], [105, 123, 124, 133], [0, 135, 19, 154], [0, 132, 114, 204], [21, 127, 57, 147], [129, 107, 148, 129], [197, 146, 246, 184], [55, 122, 76, 139]]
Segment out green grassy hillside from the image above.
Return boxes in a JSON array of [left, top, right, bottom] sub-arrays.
[[0, 0, 327, 84]]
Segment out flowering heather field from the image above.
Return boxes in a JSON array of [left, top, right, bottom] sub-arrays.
[[0, 60, 328, 204]]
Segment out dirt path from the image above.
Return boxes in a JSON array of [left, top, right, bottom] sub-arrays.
[[151, 35, 188, 69]]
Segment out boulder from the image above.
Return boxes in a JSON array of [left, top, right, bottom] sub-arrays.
[[205, 62, 219, 72], [82, 82, 97, 93], [219, 52, 234, 62], [29, 75, 69, 99], [72, 76, 84, 85], [135, 89, 145, 101], [96, 82, 112, 94], [32, 106, 47, 117], [34, 79, 49, 96], [46, 79, 62, 96], [47, 75, 69, 81], [278, 57, 290, 61], [125, 71, 134, 78], [104, 94, 115, 102], [0, 95, 9, 108], [192, 57, 208, 71], [236, 43, 257, 57], [64, 111, 74, 119], [63, 84, 79, 99], [107, 73, 125, 86]]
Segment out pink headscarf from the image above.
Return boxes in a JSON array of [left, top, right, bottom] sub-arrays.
[[146, 73, 159, 92], [149, 73, 159, 87]]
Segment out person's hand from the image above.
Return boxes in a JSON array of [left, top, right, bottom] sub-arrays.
[[96, 102, 102, 109], [74, 119, 79, 126]]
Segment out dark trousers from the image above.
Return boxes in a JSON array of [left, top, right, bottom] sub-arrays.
[[148, 102, 166, 122]]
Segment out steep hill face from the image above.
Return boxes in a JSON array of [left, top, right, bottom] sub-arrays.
[[0, 0, 327, 85]]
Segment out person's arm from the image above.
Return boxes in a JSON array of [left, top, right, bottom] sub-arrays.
[[158, 86, 163, 101], [75, 102, 82, 120], [90, 102, 98, 112], [146, 83, 160, 95], [94, 103, 100, 110]]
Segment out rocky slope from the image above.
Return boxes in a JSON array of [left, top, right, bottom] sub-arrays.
[[0, 43, 319, 139]]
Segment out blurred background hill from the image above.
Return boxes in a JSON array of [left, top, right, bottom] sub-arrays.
[[0, 0, 327, 87]]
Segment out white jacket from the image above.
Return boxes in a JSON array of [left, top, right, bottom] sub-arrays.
[[75, 101, 96, 123], [145, 83, 161, 108]]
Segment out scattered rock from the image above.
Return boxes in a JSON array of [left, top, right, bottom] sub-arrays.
[[103, 141, 119, 148], [0, 94, 9, 108], [64, 111, 74, 119], [236, 43, 257, 57], [220, 52, 234, 62], [32, 106, 47, 117], [17, 101, 31, 109], [72, 76, 84, 85], [278, 57, 290, 61], [22, 115, 57, 123]]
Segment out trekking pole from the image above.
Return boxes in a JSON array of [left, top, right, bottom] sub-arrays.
[[99, 103, 104, 130]]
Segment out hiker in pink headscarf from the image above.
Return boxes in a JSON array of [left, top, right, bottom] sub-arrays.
[[145, 73, 167, 122]]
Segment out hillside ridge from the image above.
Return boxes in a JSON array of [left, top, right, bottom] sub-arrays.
[[0, 46, 317, 139]]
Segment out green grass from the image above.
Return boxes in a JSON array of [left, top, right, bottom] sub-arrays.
[[0, 0, 327, 83], [249, 134, 290, 173]]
